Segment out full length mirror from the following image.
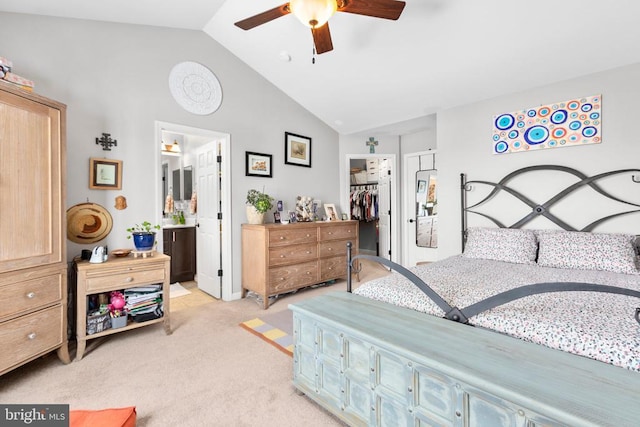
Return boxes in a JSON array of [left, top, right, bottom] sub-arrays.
[[416, 169, 437, 248]]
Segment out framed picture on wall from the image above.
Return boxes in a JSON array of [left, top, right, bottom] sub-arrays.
[[284, 132, 312, 168], [89, 158, 122, 190], [417, 180, 427, 193], [245, 151, 273, 178]]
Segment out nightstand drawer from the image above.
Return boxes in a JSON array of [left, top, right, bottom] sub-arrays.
[[270, 244, 318, 266], [85, 268, 165, 292], [0, 305, 63, 372], [0, 273, 62, 319]]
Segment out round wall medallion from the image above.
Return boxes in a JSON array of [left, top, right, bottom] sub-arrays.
[[169, 61, 222, 115]]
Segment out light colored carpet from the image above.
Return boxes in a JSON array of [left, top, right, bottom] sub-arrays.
[[169, 282, 191, 298], [0, 260, 390, 426]]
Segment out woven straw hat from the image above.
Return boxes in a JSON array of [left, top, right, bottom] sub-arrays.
[[67, 202, 113, 244]]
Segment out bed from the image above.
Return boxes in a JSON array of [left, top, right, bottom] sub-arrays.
[[290, 165, 640, 426]]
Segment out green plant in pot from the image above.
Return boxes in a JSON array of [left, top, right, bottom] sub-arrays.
[[246, 189, 274, 224], [127, 221, 161, 251]]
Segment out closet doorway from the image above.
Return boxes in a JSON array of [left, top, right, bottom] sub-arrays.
[[346, 154, 397, 262]]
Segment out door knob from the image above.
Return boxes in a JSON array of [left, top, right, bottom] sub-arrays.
[[408, 219, 415, 223]]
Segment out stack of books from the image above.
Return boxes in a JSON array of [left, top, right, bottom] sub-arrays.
[[0, 56, 35, 92], [124, 284, 164, 322]]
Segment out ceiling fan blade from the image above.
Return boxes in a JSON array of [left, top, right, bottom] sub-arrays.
[[338, 0, 406, 20], [234, 3, 291, 30], [311, 23, 334, 54]]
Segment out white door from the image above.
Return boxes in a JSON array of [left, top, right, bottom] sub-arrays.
[[403, 151, 438, 266], [195, 141, 221, 298], [378, 159, 392, 262]]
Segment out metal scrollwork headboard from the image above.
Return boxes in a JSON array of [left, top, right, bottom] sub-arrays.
[[460, 165, 640, 251]]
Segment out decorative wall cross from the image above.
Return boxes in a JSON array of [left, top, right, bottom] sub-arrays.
[[366, 137, 378, 153], [96, 133, 117, 151]]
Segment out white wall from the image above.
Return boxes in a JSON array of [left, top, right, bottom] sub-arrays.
[[437, 63, 640, 258], [0, 12, 340, 296]]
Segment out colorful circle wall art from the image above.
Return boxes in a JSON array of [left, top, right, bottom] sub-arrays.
[[492, 94, 601, 154]]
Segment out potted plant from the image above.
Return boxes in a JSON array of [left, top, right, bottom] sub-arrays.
[[126, 221, 161, 251], [246, 189, 274, 224]]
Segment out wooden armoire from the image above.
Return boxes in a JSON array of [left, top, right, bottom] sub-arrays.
[[0, 80, 70, 375]]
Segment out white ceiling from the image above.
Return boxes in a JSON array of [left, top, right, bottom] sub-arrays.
[[2, 0, 640, 135]]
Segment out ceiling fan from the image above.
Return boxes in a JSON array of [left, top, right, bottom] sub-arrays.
[[234, 0, 406, 55]]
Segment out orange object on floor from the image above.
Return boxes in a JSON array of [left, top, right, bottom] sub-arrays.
[[70, 406, 136, 427]]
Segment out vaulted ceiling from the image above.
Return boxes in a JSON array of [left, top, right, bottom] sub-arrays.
[[2, 0, 640, 135]]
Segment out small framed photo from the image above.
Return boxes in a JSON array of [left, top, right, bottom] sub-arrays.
[[274, 211, 281, 223], [324, 203, 339, 221], [288, 211, 298, 223], [89, 158, 122, 190], [284, 132, 312, 168], [341, 213, 349, 221], [246, 152, 273, 178], [417, 179, 427, 193]]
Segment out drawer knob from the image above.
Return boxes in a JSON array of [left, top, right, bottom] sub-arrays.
[[306, 234, 310, 237], [28, 332, 37, 340], [280, 236, 285, 240], [280, 255, 285, 258], [306, 271, 311, 275], [328, 247, 332, 251], [125, 277, 134, 282], [26, 292, 36, 299], [306, 251, 311, 254]]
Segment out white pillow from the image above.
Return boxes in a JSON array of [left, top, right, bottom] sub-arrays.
[[462, 227, 537, 265], [537, 231, 639, 274]]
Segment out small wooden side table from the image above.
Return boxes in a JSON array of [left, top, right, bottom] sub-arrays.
[[74, 252, 171, 361]]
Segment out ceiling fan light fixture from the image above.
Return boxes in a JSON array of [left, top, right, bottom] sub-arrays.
[[290, 0, 338, 28]]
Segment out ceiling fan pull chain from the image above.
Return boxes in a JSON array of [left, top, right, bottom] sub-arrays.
[[312, 44, 316, 64]]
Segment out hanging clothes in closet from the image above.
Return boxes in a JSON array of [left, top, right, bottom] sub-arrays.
[[350, 185, 378, 222]]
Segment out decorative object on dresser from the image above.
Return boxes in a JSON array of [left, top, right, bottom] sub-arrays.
[[241, 221, 359, 309], [0, 80, 70, 376], [74, 253, 171, 361], [126, 221, 161, 251], [246, 188, 275, 225]]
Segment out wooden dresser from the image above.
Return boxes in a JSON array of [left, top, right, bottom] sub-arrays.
[[0, 81, 70, 375], [241, 221, 359, 308]]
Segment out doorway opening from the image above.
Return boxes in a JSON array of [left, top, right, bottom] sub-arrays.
[[345, 154, 398, 263], [155, 121, 233, 302]]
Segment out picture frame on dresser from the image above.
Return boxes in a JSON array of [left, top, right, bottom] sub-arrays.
[[89, 157, 122, 190]]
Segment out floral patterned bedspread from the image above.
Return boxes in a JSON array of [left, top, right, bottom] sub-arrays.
[[353, 256, 640, 371]]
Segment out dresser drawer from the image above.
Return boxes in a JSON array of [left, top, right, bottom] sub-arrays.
[[320, 256, 348, 281], [269, 244, 318, 267], [0, 273, 62, 319], [319, 224, 357, 241], [269, 261, 319, 293], [0, 305, 63, 372], [319, 239, 355, 258], [269, 228, 317, 247], [85, 268, 165, 293]]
